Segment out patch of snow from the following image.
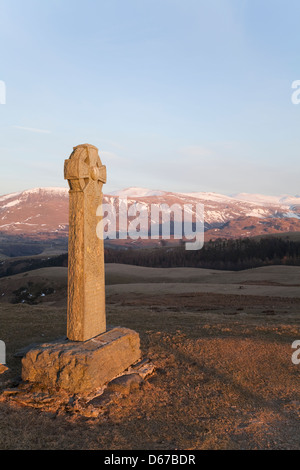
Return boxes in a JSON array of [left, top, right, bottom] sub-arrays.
[[232, 193, 281, 205], [2, 198, 24, 208], [283, 212, 300, 219], [205, 210, 227, 222], [179, 192, 234, 203], [108, 187, 166, 197], [0, 192, 22, 202], [21, 187, 68, 196], [245, 209, 268, 218], [232, 193, 300, 207]]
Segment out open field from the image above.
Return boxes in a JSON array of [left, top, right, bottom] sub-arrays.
[[1, 264, 300, 305], [0, 264, 300, 449]]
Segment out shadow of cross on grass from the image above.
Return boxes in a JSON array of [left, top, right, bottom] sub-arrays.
[[159, 334, 300, 439]]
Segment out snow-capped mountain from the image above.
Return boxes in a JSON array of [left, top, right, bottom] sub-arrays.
[[0, 187, 69, 236], [107, 187, 166, 198], [0, 186, 300, 242], [231, 192, 300, 207]]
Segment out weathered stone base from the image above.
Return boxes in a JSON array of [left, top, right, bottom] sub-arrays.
[[1, 357, 155, 418], [21, 327, 141, 395]]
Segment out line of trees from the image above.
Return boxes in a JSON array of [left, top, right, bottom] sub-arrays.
[[104, 237, 300, 270], [1, 236, 300, 277]]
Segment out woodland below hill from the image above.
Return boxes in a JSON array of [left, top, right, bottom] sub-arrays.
[[104, 237, 300, 271], [1, 236, 300, 278]]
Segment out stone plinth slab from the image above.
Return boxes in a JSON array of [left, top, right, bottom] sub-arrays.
[[21, 327, 141, 395]]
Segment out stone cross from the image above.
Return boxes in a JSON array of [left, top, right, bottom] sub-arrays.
[[64, 144, 106, 341]]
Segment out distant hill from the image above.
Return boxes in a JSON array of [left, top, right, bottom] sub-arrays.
[[1, 186, 300, 257]]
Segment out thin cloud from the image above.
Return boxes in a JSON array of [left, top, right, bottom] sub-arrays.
[[13, 126, 51, 134]]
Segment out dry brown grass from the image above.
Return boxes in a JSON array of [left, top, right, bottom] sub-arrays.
[[0, 265, 300, 449]]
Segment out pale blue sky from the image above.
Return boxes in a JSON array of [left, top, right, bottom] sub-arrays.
[[0, 0, 300, 195]]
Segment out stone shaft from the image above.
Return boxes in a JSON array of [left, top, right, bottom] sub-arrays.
[[64, 144, 106, 341]]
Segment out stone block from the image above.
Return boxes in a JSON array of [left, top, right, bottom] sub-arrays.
[[21, 327, 141, 395]]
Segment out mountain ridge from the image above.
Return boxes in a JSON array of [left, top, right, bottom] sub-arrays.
[[1, 187, 300, 245]]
